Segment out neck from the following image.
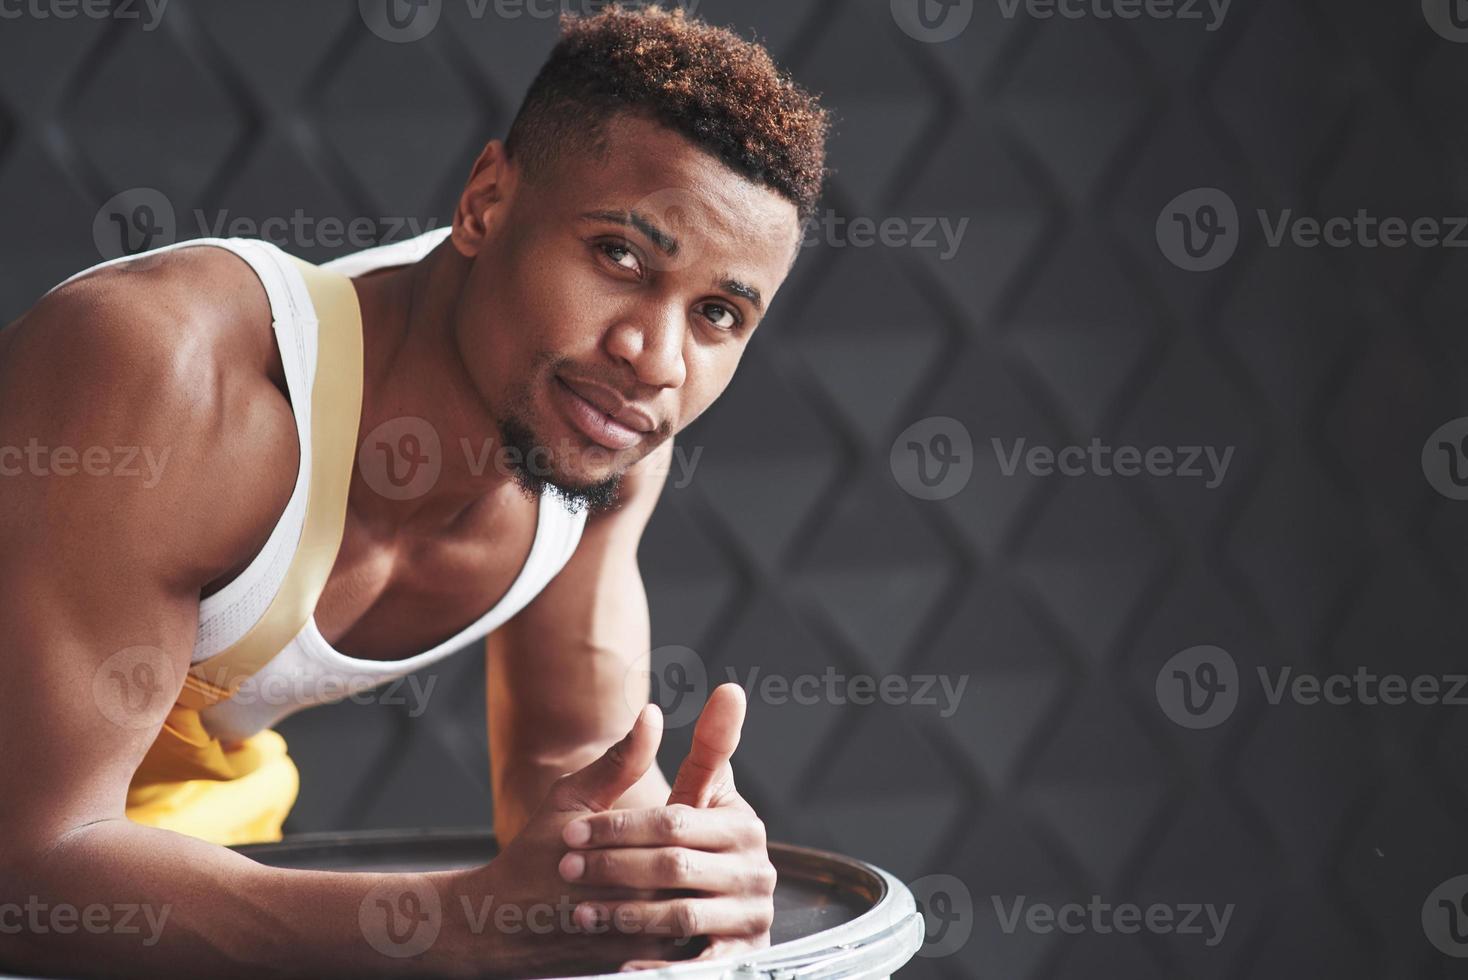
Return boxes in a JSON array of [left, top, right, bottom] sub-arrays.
[[346, 239, 524, 535]]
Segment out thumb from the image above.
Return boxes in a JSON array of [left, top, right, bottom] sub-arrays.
[[667, 683, 746, 807], [554, 703, 664, 812]]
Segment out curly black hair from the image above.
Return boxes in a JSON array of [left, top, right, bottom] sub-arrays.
[[505, 4, 830, 222]]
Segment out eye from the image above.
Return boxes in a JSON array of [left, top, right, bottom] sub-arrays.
[[699, 302, 741, 332], [598, 240, 642, 276]]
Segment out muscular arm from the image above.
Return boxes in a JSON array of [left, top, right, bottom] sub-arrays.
[[0, 258, 476, 979], [486, 440, 676, 844]]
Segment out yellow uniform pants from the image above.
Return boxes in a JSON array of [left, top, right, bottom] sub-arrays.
[[125, 705, 299, 846]]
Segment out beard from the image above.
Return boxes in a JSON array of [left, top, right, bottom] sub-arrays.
[[497, 412, 623, 515]]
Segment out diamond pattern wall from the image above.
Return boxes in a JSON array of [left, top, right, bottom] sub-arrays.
[[2, 1, 1466, 977]]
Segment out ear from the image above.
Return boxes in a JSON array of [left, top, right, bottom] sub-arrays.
[[451, 139, 516, 257]]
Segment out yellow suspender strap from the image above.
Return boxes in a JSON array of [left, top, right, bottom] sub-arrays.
[[173, 256, 364, 711]]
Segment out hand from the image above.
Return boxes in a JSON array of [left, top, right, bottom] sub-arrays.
[[445, 704, 688, 977], [558, 684, 777, 971]]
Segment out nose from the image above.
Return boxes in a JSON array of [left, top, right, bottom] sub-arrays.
[[605, 301, 687, 391]]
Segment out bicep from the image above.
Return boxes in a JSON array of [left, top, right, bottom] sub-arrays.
[[0, 288, 271, 852]]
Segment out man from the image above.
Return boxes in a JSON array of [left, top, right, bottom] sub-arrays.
[[0, 5, 829, 976]]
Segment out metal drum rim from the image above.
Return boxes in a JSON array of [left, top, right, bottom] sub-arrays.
[[233, 828, 926, 980]]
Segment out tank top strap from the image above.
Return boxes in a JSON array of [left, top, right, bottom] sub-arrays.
[[174, 256, 364, 710]]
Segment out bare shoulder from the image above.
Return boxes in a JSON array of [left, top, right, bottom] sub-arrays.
[[0, 245, 301, 589]]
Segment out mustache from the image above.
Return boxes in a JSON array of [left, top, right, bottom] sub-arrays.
[[550, 357, 638, 398]]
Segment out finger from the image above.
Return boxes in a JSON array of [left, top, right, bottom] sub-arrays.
[[576, 896, 773, 940], [563, 801, 763, 851], [623, 934, 765, 970], [560, 846, 774, 894], [553, 704, 664, 813], [667, 683, 746, 808], [620, 939, 715, 972], [553, 936, 690, 975]]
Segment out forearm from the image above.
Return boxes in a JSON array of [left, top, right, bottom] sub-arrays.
[[2, 819, 474, 980]]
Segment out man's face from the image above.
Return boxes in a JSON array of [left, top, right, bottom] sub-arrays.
[[450, 114, 801, 508]]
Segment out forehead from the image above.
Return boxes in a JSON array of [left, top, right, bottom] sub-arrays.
[[532, 114, 802, 279]]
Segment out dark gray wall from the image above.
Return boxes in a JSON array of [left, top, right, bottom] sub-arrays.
[[4, 1, 1467, 977]]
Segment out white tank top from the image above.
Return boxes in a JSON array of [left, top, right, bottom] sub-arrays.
[[49, 229, 587, 743]]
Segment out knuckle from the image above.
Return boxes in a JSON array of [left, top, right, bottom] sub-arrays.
[[673, 900, 700, 938], [585, 849, 612, 879], [754, 861, 778, 894], [665, 848, 693, 882], [755, 897, 775, 932], [661, 804, 691, 838], [604, 738, 629, 770], [607, 809, 629, 842]]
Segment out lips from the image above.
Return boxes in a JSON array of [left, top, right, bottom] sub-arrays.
[[559, 377, 656, 434], [553, 377, 650, 452]]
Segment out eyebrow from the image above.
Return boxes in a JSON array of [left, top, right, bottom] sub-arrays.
[[581, 209, 766, 315], [581, 209, 679, 256], [719, 277, 764, 315]]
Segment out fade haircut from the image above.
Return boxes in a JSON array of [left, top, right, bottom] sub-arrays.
[[504, 4, 831, 222]]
